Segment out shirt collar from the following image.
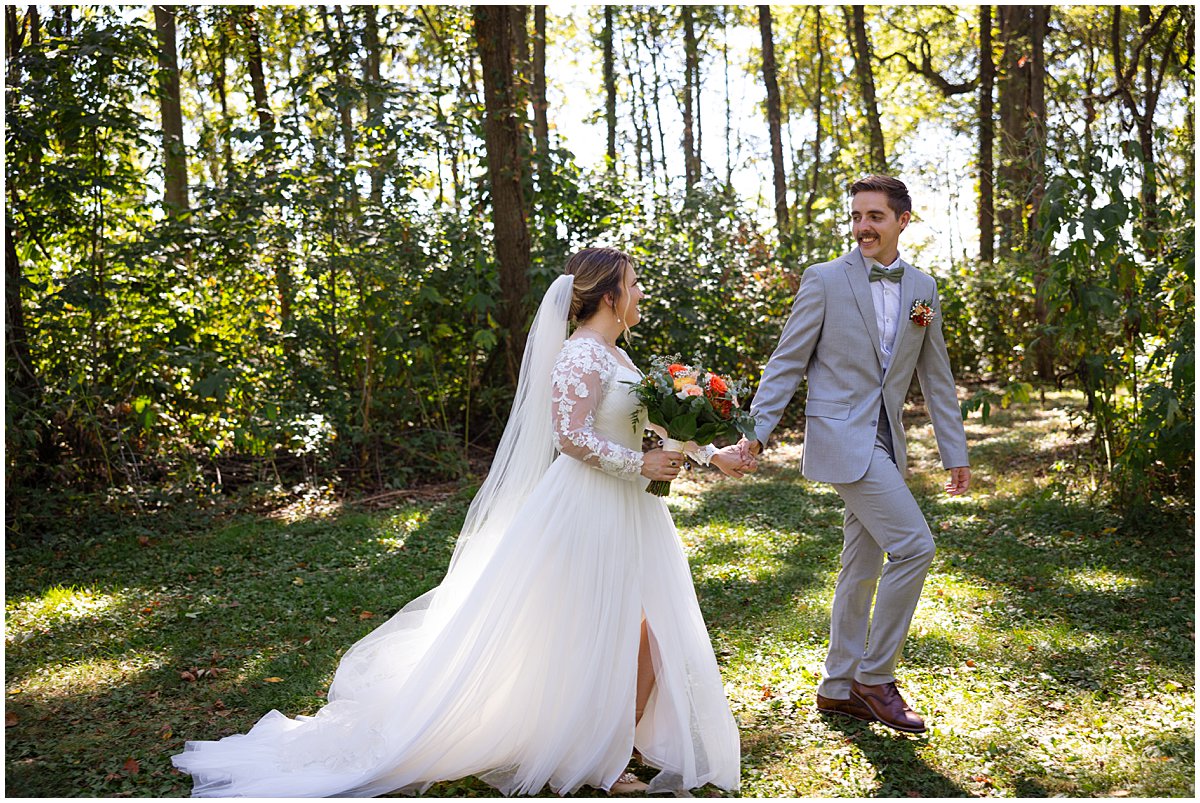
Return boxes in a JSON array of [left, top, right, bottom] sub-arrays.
[[866, 254, 903, 272]]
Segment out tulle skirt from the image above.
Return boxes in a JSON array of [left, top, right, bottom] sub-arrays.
[[172, 456, 740, 797]]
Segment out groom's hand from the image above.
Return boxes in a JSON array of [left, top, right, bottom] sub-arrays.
[[737, 437, 762, 460], [712, 444, 755, 478], [944, 466, 971, 496]]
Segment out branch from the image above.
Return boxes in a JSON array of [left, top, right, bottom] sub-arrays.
[[879, 46, 978, 97], [1106, 6, 1172, 108]]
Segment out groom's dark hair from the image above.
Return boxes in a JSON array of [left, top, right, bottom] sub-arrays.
[[850, 175, 912, 219]]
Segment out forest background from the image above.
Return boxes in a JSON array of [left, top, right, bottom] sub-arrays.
[[4, 4, 1194, 533]]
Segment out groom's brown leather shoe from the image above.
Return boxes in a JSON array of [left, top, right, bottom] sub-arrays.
[[816, 693, 876, 722], [849, 680, 927, 734]]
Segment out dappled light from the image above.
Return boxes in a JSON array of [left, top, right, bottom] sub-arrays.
[[4, 2, 1193, 797]]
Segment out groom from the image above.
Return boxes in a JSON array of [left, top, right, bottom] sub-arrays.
[[742, 175, 970, 734]]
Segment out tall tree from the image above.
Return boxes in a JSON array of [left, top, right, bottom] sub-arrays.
[[681, 6, 700, 190], [5, 7, 42, 407], [845, 5, 886, 171], [153, 5, 188, 214], [1109, 5, 1187, 251], [532, 6, 550, 173], [979, 5, 995, 263], [758, 5, 788, 240], [363, 5, 384, 205], [474, 5, 532, 384], [240, 7, 275, 157], [995, 5, 1051, 379], [603, 6, 617, 170]]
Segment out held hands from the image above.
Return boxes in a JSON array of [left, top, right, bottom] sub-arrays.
[[711, 444, 757, 478], [642, 448, 685, 482], [944, 466, 971, 496], [736, 437, 762, 464]]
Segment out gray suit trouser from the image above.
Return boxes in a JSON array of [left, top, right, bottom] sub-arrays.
[[817, 406, 935, 698]]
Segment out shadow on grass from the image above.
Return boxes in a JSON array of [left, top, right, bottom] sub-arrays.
[[6, 393, 1194, 797], [822, 718, 969, 798]]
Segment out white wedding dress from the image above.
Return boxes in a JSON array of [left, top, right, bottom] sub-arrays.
[[172, 278, 740, 797]]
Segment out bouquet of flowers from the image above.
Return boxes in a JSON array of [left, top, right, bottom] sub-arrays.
[[626, 355, 758, 496]]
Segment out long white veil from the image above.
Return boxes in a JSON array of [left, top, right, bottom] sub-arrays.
[[445, 273, 574, 574]]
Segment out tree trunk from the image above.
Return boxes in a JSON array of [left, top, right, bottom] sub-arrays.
[[363, 5, 384, 205], [846, 5, 886, 171], [214, 13, 234, 186], [532, 6, 549, 170], [6, 202, 39, 406], [681, 6, 699, 190], [997, 6, 1052, 379], [1029, 6, 1053, 382], [978, 5, 995, 263], [722, 14, 732, 187], [241, 7, 275, 156], [474, 5, 532, 386], [758, 6, 788, 240], [328, 6, 359, 218], [628, 18, 650, 183], [153, 5, 188, 215], [603, 6, 617, 170], [648, 21, 669, 192], [803, 7, 826, 249], [995, 5, 1033, 256], [509, 6, 533, 213]]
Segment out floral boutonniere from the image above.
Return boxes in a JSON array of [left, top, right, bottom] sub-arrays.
[[909, 298, 935, 327]]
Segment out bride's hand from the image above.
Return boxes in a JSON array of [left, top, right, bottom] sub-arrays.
[[712, 444, 756, 478], [642, 448, 685, 481]]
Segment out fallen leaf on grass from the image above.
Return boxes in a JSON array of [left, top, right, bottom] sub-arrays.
[[6, 712, 18, 727], [180, 671, 197, 682], [359, 611, 375, 620], [292, 578, 305, 586], [263, 677, 284, 683], [760, 685, 774, 700], [123, 757, 140, 775]]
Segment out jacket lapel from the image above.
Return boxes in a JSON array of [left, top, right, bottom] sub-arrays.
[[883, 257, 917, 382], [845, 248, 885, 372]]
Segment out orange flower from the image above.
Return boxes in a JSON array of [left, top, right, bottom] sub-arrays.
[[667, 363, 688, 377], [705, 373, 733, 417]]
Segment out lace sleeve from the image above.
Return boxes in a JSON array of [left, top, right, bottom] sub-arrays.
[[551, 341, 645, 480], [687, 443, 718, 466]]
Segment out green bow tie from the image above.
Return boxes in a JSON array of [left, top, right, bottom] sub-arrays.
[[869, 263, 904, 283]]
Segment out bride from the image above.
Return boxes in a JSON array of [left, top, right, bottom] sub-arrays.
[[172, 247, 752, 797]]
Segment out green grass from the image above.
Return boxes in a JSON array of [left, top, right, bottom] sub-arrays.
[[5, 391, 1194, 797]]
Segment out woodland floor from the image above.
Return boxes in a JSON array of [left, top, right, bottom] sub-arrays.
[[4, 390, 1194, 797]]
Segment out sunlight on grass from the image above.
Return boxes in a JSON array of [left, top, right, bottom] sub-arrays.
[[6, 585, 127, 638], [373, 509, 430, 551], [1056, 567, 1144, 593]]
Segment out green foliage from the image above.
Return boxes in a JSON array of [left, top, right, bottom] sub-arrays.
[[1037, 145, 1194, 508], [4, 5, 1193, 532]]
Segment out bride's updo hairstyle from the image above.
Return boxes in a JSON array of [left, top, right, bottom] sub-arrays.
[[564, 247, 634, 324]]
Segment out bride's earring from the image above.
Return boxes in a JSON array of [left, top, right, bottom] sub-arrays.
[[613, 301, 631, 343]]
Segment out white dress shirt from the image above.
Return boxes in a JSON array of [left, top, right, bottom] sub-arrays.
[[867, 255, 903, 372]]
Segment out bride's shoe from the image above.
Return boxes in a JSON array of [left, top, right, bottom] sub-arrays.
[[609, 771, 649, 795]]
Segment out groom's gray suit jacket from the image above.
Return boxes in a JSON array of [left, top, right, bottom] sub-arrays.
[[751, 247, 969, 484]]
